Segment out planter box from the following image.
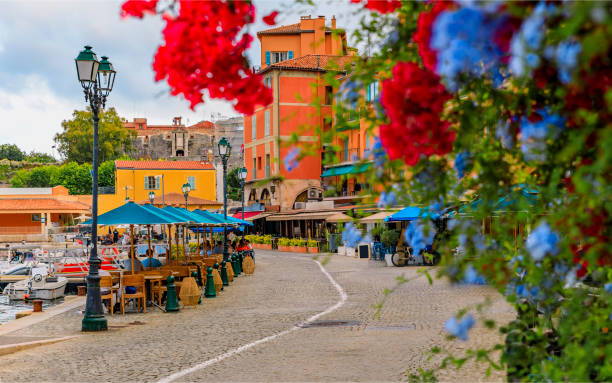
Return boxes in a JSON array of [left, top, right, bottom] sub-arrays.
[[307, 247, 318, 254], [278, 245, 292, 252], [253, 243, 272, 250], [291, 246, 307, 253]]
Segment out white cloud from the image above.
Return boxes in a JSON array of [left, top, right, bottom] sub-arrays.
[[0, 75, 74, 154]]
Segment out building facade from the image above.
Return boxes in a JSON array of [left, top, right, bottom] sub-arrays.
[[243, 15, 354, 212], [98, 160, 217, 214], [0, 186, 90, 241]]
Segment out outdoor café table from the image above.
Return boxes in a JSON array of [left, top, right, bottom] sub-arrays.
[[143, 275, 163, 307]]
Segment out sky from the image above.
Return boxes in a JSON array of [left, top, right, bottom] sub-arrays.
[[0, 0, 365, 155]]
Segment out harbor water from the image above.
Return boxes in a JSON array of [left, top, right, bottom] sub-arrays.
[[0, 295, 64, 324]]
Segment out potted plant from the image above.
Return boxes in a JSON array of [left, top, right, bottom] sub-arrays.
[[290, 238, 307, 253], [277, 237, 292, 252], [381, 228, 400, 266], [307, 239, 318, 253]]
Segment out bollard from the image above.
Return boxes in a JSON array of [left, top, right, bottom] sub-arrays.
[[165, 275, 180, 312], [191, 271, 202, 304], [232, 254, 241, 276], [220, 260, 229, 286], [77, 285, 86, 296], [236, 252, 243, 275], [32, 300, 43, 313], [204, 267, 216, 298]]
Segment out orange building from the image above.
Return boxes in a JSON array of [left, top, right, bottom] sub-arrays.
[[0, 186, 90, 241], [244, 15, 354, 212], [321, 75, 380, 199]]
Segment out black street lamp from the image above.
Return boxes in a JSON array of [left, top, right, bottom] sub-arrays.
[[75, 46, 116, 332], [182, 183, 191, 210], [217, 137, 231, 262], [149, 191, 155, 205], [238, 167, 247, 239]]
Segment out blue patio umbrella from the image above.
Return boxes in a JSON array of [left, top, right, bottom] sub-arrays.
[[86, 202, 176, 273], [385, 206, 440, 222]]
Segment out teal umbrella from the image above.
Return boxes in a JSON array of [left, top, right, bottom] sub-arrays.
[[87, 201, 175, 225]]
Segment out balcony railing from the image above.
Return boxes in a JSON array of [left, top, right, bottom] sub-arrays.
[[340, 148, 360, 163]]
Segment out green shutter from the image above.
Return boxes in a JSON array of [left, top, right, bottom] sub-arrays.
[[265, 51, 271, 65], [288, 51, 293, 59]]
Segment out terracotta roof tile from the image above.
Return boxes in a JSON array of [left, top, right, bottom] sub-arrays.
[[138, 193, 222, 207], [257, 23, 303, 35], [115, 160, 215, 170], [0, 199, 90, 211], [261, 54, 355, 74]]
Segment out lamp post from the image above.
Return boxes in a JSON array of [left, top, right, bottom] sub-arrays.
[[182, 183, 191, 210], [238, 167, 247, 239], [75, 46, 116, 332], [149, 191, 155, 205], [217, 137, 231, 262]]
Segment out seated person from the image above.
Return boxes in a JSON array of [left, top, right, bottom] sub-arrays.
[[121, 256, 145, 272], [212, 241, 224, 255]]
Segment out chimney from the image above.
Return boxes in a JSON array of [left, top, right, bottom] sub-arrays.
[[332, 15, 336, 29]]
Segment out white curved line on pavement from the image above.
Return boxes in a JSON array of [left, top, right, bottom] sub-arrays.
[[157, 259, 347, 383]]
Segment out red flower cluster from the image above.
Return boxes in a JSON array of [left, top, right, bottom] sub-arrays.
[[379, 62, 454, 165], [413, 1, 452, 72], [122, 0, 272, 115], [262, 10, 278, 25], [350, 0, 402, 14], [120, 0, 157, 19]]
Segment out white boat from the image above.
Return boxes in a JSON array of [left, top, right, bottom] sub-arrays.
[[3, 267, 68, 300]]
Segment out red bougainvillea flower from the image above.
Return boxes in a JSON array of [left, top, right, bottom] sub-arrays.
[[120, 0, 157, 18], [379, 62, 454, 165], [122, 0, 272, 115], [262, 10, 278, 25], [413, 1, 453, 72], [351, 0, 402, 14]]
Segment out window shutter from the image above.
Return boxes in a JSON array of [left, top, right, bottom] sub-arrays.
[[288, 51, 293, 59], [155, 176, 161, 190], [144, 176, 148, 190], [265, 51, 271, 65], [366, 83, 371, 102]]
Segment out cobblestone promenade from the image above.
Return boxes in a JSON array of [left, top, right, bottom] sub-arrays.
[[0, 251, 514, 382]]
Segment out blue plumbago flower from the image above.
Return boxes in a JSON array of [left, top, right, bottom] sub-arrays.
[[365, 136, 387, 177], [463, 264, 487, 285], [404, 221, 436, 255], [283, 146, 300, 172], [431, 7, 506, 90], [604, 283, 612, 293], [495, 121, 514, 149], [342, 222, 362, 248], [555, 40, 581, 83], [516, 284, 541, 301], [526, 221, 560, 261], [445, 314, 475, 341], [377, 191, 397, 209], [454, 151, 471, 179], [509, 2, 556, 78], [338, 79, 362, 110], [520, 109, 565, 162]]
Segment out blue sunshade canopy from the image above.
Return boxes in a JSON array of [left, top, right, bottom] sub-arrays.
[[88, 202, 175, 225], [385, 206, 440, 222], [140, 203, 187, 223]]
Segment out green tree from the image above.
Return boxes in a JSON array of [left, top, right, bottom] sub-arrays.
[[25, 151, 56, 163], [227, 167, 241, 201], [98, 160, 116, 188], [0, 144, 25, 161], [54, 107, 135, 163], [10, 169, 31, 187], [50, 162, 92, 194], [28, 166, 56, 187]]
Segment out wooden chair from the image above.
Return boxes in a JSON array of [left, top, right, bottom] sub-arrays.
[[100, 276, 116, 315], [120, 274, 146, 315]]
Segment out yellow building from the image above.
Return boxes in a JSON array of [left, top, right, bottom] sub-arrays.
[[99, 160, 219, 213]]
